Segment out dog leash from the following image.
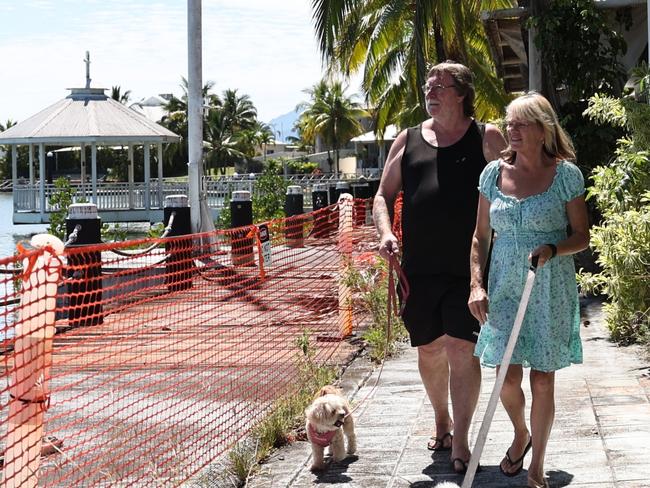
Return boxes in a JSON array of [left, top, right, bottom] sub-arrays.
[[461, 256, 539, 488], [345, 252, 409, 419]]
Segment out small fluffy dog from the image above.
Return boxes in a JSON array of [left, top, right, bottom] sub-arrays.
[[305, 385, 357, 470]]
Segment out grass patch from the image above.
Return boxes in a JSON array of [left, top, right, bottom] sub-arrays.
[[223, 329, 337, 486], [346, 254, 408, 362]]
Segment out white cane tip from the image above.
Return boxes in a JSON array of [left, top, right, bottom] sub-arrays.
[[31, 234, 65, 255]]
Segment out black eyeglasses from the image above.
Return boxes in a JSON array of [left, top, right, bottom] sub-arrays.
[[421, 83, 456, 94], [505, 121, 531, 131]]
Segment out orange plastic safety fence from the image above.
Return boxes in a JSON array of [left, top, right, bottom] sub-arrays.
[[392, 191, 403, 243], [0, 198, 378, 487]]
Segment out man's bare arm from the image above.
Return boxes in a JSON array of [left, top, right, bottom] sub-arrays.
[[482, 123, 507, 162], [373, 130, 407, 258]]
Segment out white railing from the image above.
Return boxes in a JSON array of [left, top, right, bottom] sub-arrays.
[[13, 174, 377, 213]]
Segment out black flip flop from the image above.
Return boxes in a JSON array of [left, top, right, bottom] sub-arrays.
[[427, 432, 452, 451], [499, 438, 532, 477]]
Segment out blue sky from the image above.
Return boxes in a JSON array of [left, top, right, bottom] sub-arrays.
[[0, 0, 354, 128]]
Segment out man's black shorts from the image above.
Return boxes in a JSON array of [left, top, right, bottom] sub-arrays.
[[400, 274, 480, 347]]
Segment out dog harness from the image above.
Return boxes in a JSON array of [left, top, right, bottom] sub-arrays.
[[308, 424, 337, 447]]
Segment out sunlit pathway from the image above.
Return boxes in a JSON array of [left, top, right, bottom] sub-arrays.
[[249, 298, 650, 488]]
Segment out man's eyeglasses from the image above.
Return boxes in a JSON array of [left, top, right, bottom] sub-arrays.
[[505, 121, 531, 131], [421, 83, 456, 95]]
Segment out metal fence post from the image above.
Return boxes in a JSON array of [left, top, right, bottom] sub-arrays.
[[66, 203, 103, 328], [164, 195, 194, 292], [284, 185, 304, 248], [230, 190, 254, 266]]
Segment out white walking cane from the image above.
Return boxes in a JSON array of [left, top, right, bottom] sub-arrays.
[[460, 256, 539, 488]]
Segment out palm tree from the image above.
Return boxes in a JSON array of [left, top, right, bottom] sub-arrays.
[[110, 86, 131, 104], [160, 78, 222, 175], [310, 1, 514, 132], [221, 89, 257, 133], [162, 77, 221, 116], [298, 79, 368, 174], [0, 119, 15, 132], [0, 119, 17, 179], [204, 109, 246, 175], [252, 121, 275, 160]]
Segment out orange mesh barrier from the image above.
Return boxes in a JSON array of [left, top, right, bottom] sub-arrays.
[[392, 191, 403, 243], [0, 198, 378, 487]]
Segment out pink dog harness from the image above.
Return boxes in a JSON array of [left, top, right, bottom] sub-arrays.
[[308, 424, 337, 447]]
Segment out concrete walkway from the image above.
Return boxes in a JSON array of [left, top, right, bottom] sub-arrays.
[[248, 299, 650, 487]]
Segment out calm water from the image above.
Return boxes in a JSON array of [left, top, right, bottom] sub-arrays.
[[0, 192, 48, 259], [0, 193, 155, 259]]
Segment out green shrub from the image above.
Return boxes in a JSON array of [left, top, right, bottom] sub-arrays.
[[48, 177, 76, 240], [287, 160, 319, 174], [101, 223, 128, 242], [252, 165, 288, 223], [579, 208, 650, 344], [216, 160, 288, 229], [580, 91, 650, 345]]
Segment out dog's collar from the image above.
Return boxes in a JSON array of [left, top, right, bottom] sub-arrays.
[[308, 424, 338, 447]]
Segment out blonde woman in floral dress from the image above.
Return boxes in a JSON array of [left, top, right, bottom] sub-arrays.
[[468, 92, 590, 488]]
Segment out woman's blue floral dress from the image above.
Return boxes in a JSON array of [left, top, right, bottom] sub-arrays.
[[474, 159, 584, 372]]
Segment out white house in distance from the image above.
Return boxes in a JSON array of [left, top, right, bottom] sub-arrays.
[[350, 124, 399, 176], [129, 95, 173, 123]]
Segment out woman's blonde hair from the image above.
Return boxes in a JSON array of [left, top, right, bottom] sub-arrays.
[[502, 91, 575, 163]]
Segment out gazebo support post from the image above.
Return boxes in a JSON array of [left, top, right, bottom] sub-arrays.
[[144, 144, 151, 212], [29, 144, 35, 211], [157, 143, 163, 209], [128, 144, 134, 209], [91, 143, 98, 204], [80, 143, 86, 198], [11, 146, 17, 214], [38, 143, 45, 219]]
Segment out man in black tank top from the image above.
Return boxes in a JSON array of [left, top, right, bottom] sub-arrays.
[[373, 61, 506, 473]]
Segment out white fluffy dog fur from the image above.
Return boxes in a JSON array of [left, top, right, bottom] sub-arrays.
[[305, 385, 357, 470]]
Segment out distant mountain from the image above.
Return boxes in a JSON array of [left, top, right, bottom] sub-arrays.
[[266, 109, 300, 143]]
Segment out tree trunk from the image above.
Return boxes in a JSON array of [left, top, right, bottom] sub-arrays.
[[335, 148, 340, 176], [434, 18, 446, 63]]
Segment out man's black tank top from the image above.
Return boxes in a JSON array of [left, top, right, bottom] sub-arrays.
[[400, 120, 487, 277]]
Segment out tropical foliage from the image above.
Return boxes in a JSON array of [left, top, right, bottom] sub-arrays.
[[579, 73, 650, 345], [530, 0, 630, 171], [47, 177, 76, 240], [216, 159, 288, 229], [110, 86, 131, 104], [297, 79, 367, 173], [310, 0, 513, 132], [0, 119, 17, 179], [160, 79, 273, 176]]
